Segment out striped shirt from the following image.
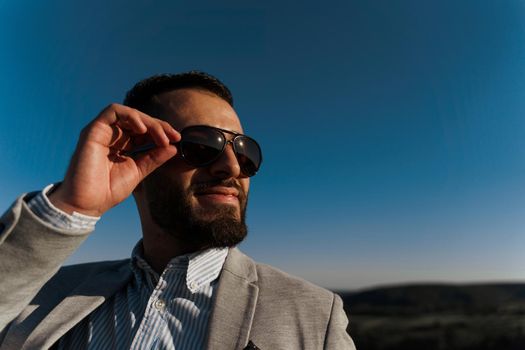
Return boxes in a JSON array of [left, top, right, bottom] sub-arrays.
[[27, 184, 100, 232], [28, 186, 229, 349]]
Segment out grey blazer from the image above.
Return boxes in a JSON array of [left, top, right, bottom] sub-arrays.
[[0, 194, 356, 349]]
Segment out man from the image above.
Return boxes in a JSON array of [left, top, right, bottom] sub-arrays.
[[0, 71, 355, 349]]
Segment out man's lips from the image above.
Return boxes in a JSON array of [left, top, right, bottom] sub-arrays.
[[194, 186, 240, 205], [194, 186, 239, 197]]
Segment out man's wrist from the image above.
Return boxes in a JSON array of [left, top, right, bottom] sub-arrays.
[[27, 184, 100, 232], [47, 184, 103, 217]]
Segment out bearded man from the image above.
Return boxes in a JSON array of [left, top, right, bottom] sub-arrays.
[[0, 71, 355, 349]]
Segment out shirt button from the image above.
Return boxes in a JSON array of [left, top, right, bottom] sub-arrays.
[[154, 299, 166, 311], [189, 281, 199, 290]]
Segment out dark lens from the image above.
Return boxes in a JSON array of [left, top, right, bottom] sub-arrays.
[[234, 136, 262, 176], [180, 127, 224, 166]]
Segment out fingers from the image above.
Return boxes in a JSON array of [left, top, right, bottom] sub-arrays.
[[138, 115, 172, 147], [133, 144, 178, 178], [115, 112, 147, 135], [98, 104, 181, 177], [53, 103, 182, 217], [114, 105, 180, 146], [161, 120, 181, 143], [92, 103, 181, 149]]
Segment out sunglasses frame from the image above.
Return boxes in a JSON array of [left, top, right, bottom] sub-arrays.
[[179, 125, 263, 177]]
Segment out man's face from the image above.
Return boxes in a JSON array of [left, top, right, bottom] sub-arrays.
[[139, 88, 251, 249]]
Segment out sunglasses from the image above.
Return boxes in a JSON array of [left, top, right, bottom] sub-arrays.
[[125, 125, 263, 177]]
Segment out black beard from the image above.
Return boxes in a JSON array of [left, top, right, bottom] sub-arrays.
[[144, 176, 248, 250]]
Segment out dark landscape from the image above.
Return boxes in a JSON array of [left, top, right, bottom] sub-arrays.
[[339, 283, 525, 350]]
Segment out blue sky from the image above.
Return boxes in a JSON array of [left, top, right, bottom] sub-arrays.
[[1, 0, 524, 290]]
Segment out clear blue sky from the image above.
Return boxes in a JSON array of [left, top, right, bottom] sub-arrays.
[[1, 0, 524, 290]]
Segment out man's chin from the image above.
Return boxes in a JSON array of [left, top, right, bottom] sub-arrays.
[[192, 200, 241, 222], [193, 209, 242, 224], [185, 214, 248, 249]]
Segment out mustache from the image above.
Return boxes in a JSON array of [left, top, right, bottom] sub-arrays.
[[190, 179, 244, 196]]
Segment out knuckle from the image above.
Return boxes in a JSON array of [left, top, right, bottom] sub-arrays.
[[129, 110, 141, 121], [79, 120, 97, 137], [161, 120, 173, 129], [99, 103, 123, 121], [108, 102, 122, 110], [154, 122, 164, 130]]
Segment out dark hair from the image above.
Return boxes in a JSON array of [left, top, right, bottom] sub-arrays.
[[123, 71, 234, 113]]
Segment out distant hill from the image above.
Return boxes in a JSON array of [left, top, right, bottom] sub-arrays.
[[338, 283, 525, 350], [340, 282, 525, 315]]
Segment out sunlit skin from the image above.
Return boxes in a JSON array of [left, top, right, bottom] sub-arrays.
[[133, 89, 250, 272], [48, 89, 249, 273]]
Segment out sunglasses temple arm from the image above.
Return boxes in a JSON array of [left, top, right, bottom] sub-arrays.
[[121, 142, 178, 157]]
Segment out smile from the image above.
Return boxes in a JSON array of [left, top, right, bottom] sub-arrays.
[[194, 187, 240, 205]]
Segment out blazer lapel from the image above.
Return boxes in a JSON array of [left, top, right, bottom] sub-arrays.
[[22, 262, 132, 350], [206, 248, 259, 350]]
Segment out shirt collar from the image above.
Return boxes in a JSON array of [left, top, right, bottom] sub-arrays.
[[131, 240, 229, 293]]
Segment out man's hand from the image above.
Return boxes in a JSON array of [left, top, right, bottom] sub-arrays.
[[48, 104, 180, 217]]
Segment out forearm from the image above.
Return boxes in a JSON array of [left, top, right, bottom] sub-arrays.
[[0, 193, 93, 331], [0, 103, 178, 333]]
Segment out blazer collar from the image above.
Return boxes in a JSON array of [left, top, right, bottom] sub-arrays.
[[205, 248, 259, 350], [19, 248, 258, 350], [22, 261, 132, 350]]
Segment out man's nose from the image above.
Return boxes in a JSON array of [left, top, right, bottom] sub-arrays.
[[209, 143, 241, 179]]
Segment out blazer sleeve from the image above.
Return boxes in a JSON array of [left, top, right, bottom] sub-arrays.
[[324, 293, 357, 349], [0, 194, 92, 333]]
